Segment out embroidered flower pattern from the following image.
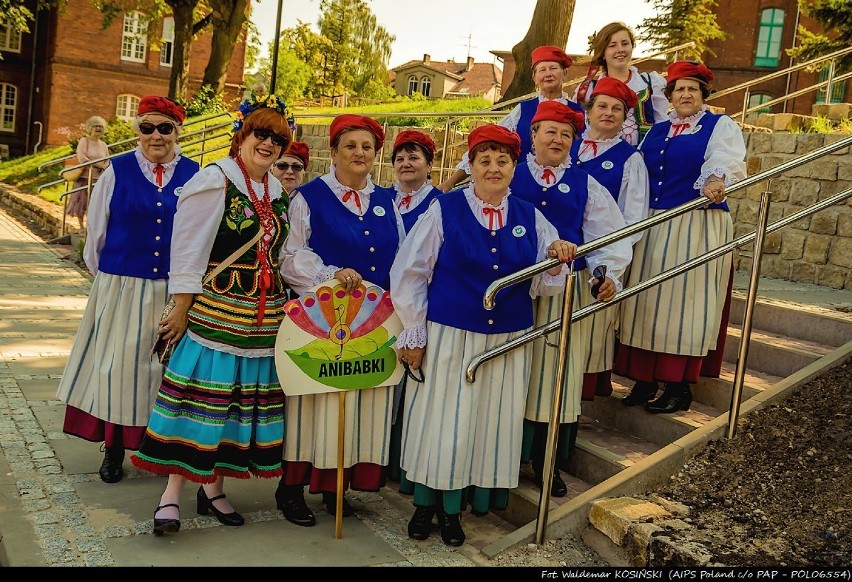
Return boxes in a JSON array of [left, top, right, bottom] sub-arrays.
[[232, 91, 296, 134], [226, 195, 255, 233]]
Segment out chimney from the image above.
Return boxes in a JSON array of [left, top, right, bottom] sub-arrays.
[[467, 56, 474, 71], [423, 53, 431, 65]]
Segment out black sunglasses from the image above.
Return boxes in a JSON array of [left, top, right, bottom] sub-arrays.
[[253, 128, 288, 148], [591, 264, 607, 298], [139, 122, 176, 135], [274, 161, 304, 172]]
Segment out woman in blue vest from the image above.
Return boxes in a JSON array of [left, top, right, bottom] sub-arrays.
[[573, 21, 669, 146], [56, 96, 198, 486], [386, 129, 442, 492], [571, 77, 650, 401], [615, 61, 746, 414], [277, 115, 406, 527], [131, 94, 294, 535], [390, 124, 577, 546], [509, 100, 632, 498], [438, 45, 583, 192]]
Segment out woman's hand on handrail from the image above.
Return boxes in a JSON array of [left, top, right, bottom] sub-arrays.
[[546, 239, 577, 274]]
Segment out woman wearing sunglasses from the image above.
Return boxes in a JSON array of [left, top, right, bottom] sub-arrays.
[[131, 93, 294, 536], [271, 141, 309, 196], [56, 96, 199, 487], [509, 100, 631, 500], [277, 114, 405, 528]]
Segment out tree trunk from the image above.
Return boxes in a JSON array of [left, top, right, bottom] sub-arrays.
[[166, 0, 199, 101], [201, 0, 249, 96], [499, 0, 576, 103]]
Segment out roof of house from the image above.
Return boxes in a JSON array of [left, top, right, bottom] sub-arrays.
[[393, 59, 503, 96]]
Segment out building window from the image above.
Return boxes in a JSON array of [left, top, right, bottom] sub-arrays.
[[754, 8, 785, 67], [747, 93, 773, 114], [420, 76, 431, 98], [0, 83, 16, 132], [116, 94, 140, 120], [121, 12, 147, 63], [0, 22, 23, 53], [407, 75, 418, 96], [160, 16, 174, 67], [816, 66, 846, 104]]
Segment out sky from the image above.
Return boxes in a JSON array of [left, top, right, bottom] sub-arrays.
[[249, 0, 659, 70]]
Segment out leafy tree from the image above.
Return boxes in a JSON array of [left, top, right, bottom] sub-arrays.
[[637, 0, 726, 61], [500, 0, 577, 102], [786, 0, 852, 72], [259, 21, 332, 100], [269, 49, 315, 104], [200, 0, 250, 99], [316, 0, 394, 104], [0, 0, 65, 59]]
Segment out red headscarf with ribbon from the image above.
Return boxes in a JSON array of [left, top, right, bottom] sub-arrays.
[[137, 95, 186, 124]]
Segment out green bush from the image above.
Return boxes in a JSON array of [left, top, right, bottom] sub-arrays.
[[179, 85, 232, 119]]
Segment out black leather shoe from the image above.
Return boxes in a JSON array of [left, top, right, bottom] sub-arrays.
[[407, 505, 436, 540], [322, 492, 354, 517], [98, 444, 124, 483], [153, 503, 180, 536], [275, 484, 316, 527], [197, 486, 245, 526], [622, 381, 659, 406], [645, 382, 692, 414], [533, 465, 569, 498], [437, 509, 465, 546]]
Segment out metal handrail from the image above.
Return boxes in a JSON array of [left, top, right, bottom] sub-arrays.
[[733, 71, 852, 120]]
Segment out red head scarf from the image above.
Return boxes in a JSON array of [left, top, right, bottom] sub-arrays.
[[284, 141, 310, 167], [589, 76, 639, 109], [393, 130, 437, 156], [329, 114, 385, 149], [531, 45, 573, 69], [467, 124, 521, 160], [666, 61, 714, 86], [137, 95, 186, 124], [531, 100, 585, 133]]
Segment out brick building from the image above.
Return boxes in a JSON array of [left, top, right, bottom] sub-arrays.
[[0, 0, 247, 158], [704, 0, 850, 119], [390, 54, 503, 102]]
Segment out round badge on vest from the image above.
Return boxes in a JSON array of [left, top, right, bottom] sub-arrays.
[[558, 183, 570, 193], [373, 205, 386, 217], [693, 125, 702, 134], [512, 225, 526, 237], [174, 187, 184, 195], [602, 161, 614, 170]]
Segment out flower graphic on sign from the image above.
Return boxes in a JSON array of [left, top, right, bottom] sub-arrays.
[[279, 282, 399, 390]]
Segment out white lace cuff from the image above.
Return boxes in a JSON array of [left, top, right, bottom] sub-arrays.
[[693, 168, 729, 190], [314, 265, 339, 287], [397, 324, 428, 349]]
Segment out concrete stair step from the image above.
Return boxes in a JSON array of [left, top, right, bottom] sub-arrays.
[[690, 360, 782, 410], [730, 294, 852, 347], [723, 323, 835, 377]]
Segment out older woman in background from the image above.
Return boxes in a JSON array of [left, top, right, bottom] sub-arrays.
[[276, 114, 405, 527], [573, 21, 669, 146], [57, 97, 197, 484], [439, 45, 583, 192], [66, 115, 111, 229], [271, 140, 309, 196], [615, 61, 746, 414], [571, 77, 649, 400], [390, 124, 576, 546]]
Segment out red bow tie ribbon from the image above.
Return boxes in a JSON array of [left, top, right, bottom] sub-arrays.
[[672, 122, 691, 136], [398, 194, 412, 210], [541, 168, 556, 184], [581, 140, 598, 157], [153, 164, 165, 187], [482, 207, 504, 230], [343, 189, 362, 212]]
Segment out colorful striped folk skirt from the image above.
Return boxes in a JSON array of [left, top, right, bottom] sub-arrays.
[[131, 333, 285, 483]]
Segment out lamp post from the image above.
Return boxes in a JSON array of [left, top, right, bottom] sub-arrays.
[[269, 0, 284, 94]]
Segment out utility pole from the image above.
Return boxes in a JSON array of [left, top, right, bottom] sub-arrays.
[[269, 0, 284, 94]]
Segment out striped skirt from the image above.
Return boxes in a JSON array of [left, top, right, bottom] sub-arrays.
[[618, 208, 733, 356], [131, 334, 285, 483], [525, 274, 592, 425], [400, 322, 533, 491], [583, 266, 630, 374], [56, 272, 168, 426]]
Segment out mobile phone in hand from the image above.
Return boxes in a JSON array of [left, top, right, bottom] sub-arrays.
[[591, 265, 607, 298]]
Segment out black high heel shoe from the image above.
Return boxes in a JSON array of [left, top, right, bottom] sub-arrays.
[[98, 444, 124, 483], [153, 503, 180, 536], [197, 486, 245, 526]]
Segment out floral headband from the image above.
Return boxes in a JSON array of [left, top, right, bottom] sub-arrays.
[[233, 91, 296, 133]]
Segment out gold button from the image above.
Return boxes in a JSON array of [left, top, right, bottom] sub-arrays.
[[157, 188, 163, 193], [493, 265, 499, 270], [364, 230, 370, 235], [542, 201, 547, 206], [157, 201, 162, 207], [155, 236, 161, 241], [153, 268, 158, 273], [490, 231, 496, 236], [491, 248, 497, 253], [358, 216, 364, 221], [487, 319, 494, 325], [154, 251, 159, 257], [370, 266, 376, 271], [157, 219, 162, 223]]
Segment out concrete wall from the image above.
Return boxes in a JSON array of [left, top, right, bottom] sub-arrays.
[[296, 124, 852, 290]]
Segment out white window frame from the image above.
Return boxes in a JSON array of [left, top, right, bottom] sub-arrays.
[[160, 16, 174, 67], [420, 76, 431, 98], [0, 22, 23, 53], [121, 12, 148, 63], [0, 83, 16, 132], [116, 94, 140, 121], [407, 75, 418, 96]]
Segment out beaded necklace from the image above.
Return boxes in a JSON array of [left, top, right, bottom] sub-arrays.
[[235, 154, 275, 325]]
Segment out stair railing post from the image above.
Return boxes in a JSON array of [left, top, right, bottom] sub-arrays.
[[535, 265, 576, 545], [728, 185, 772, 439]]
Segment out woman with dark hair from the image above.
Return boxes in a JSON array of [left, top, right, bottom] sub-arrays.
[[57, 96, 197, 485], [271, 140, 309, 196], [276, 114, 406, 528], [131, 93, 294, 535], [615, 61, 746, 414], [573, 21, 669, 146], [391, 129, 442, 233], [390, 123, 577, 546]]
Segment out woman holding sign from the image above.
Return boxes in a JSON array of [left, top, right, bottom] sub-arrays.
[[389, 124, 577, 547], [277, 114, 406, 527]]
